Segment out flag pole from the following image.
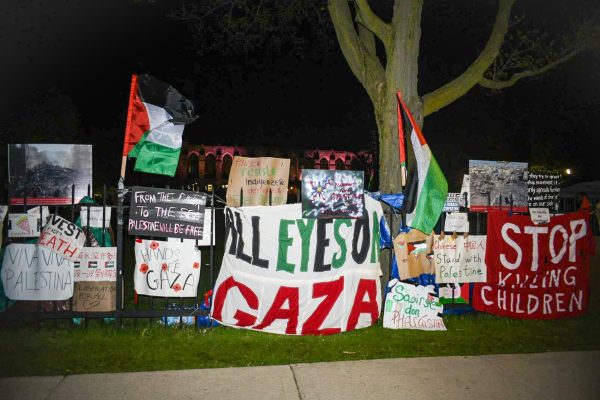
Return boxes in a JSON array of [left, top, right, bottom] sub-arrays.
[[120, 74, 138, 181], [396, 91, 407, 187]]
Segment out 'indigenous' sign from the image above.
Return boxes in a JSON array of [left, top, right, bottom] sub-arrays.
[[226, 156, 290, 206], [527, 172, 561, 211], [38, 215, 86, 261], [1, 244, 74, 300], [383, 281, 446, 331], [134, 239, 201, 297], [473, 210, 593, 319], [129, 186, 207, 240], [211, 195, 383, 335], [74, 247, 117, 282], [301, 169, 365, 219], [433, 235, 487, 283]]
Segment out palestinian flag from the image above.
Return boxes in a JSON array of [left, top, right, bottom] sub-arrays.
[[397, 92, 448, 234], [122, 74, 197, 176]]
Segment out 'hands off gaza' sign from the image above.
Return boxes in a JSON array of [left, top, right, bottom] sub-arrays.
[[129, 186, 207, 240]]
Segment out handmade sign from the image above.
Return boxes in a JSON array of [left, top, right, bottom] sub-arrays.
[[7, 206, 50, 238], [211, 195, 384, 335], [439, 283, 470, 305], [393, 229, 434, 279], [72, 281, 115, 312], [473, 210, 593, 319], [1, 243, 74, 300], [383, 281, 446, 331], [129, 186, 207, 240], [8, 144, 92, 205], [527, 172, 561, 211], [74, 247, 117, 282], [443, 212, 469, 232], [301, 169, 365, 219], [433, 235, 487, 283], [529, 208, 550, 225], [38, 215, 86, 261], [469, 160, 528, 212], [226, 156, 290, 206], [134, 239, 201, 297], [80, 206, 112, 228], [442, 193, 461, 212], [166, 207, 215, 246]]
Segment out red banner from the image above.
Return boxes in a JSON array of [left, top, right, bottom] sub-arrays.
[[473, 210, 594, 319]]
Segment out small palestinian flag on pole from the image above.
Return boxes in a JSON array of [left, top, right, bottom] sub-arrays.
[[121, 74, 197, 177], [397, 91, 448, 234]]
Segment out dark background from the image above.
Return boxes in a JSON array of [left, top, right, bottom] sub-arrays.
[[0, 0, 598, 192]]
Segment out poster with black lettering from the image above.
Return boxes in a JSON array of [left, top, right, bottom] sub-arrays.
[[527, 172, 561, 211], [72, 281, 115, 312], [134, 239, 201, 297], [473, 210, 593, 319], [74, 247, 117, 282], [211, 195, 384, 335], [382, 281, 446, 331], [38, 215, 86, 261], [301, 169, 365, 219], [129, 186, 207, 240], [1, 243, 74, 301], [433, 235, 487, 283]]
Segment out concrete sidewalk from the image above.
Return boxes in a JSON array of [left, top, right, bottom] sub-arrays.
[[1, 351, 598, 400]]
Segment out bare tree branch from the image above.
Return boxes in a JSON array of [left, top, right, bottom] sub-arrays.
[[354, 0, 392, 55], [422, 0, 515, 117], [328, 0, 385, 103]]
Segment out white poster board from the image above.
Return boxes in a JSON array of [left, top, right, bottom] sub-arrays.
[[433, 235, 487, 283], [74, 247, 117, 282], [1, 243, 74, 300], [443, 212, 469, 233], [134, 239, 201, 297], [383, 281, 446, 331], [80, 207, 111, 228], [38, 215, 86, 261]]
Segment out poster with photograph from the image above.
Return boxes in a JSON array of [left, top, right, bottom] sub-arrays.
[[469, 160, 528, 212], [301, 169, 365, 219], [8, 144, 93, 205]]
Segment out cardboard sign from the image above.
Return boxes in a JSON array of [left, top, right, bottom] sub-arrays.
[[7, 206, 50, 237], [8, 144, 93, 205], [469, 160, 528, 212], [301, 169, 365, 219], [473, 210, 593, 319], [74, 247, 117, 282], [72, 281, 116, 312], [38, 215, 86, 261], [134, 239, 201, 297], [433, 235, 487, 283], [80, 206, 112, 228], [211, 195, 384, 335], [442, 193, 461, 212], [529, 208, 550, 225], [443, 212, 469, 233], [383, 281, 446, 331], [226, 156, 290, 206], [393, 229, 434, 279], [129, 186, 207, 240], [1, 243, 74, 300], [527, 172, 561, 211]]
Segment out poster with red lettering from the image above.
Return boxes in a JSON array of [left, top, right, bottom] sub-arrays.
[[38, 215, 86, 261], [211, 195, 385, 335], [473, 210, 594, 319]]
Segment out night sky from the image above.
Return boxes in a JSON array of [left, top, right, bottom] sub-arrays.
[[1, 0, 599, 190]]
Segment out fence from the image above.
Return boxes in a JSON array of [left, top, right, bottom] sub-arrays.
[[1, 183, 598, 327]]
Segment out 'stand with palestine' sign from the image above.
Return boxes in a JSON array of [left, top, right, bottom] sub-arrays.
[[473, 210, 593, 319], [211, 195, 384, 335], [129, 186, 207, 240]]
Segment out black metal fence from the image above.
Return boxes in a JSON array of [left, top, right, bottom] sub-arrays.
[[1, 183, 598, 327]]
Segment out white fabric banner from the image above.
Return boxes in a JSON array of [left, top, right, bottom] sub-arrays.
[[74, 247, 117, 282], [383, 281, 446, 331], [134, 239, 201, 297], [211, 195, 384, 335], [1, 243, 74, 300], [433, 235, 487, 283]]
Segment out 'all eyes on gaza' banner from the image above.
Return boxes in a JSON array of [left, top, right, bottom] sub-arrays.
[[473, 210, 594, 319], [212, 195, 385, 335]]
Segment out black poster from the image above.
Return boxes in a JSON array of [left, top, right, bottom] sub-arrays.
[[527, 172, 561, 211], [128, 186, 207, 239], [301, 169, 365, 219]]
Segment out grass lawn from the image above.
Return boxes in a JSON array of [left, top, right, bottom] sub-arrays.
[[1, 310, 599, 377]]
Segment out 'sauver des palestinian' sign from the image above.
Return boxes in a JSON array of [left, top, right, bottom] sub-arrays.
[[129, 186, 207, 240]]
